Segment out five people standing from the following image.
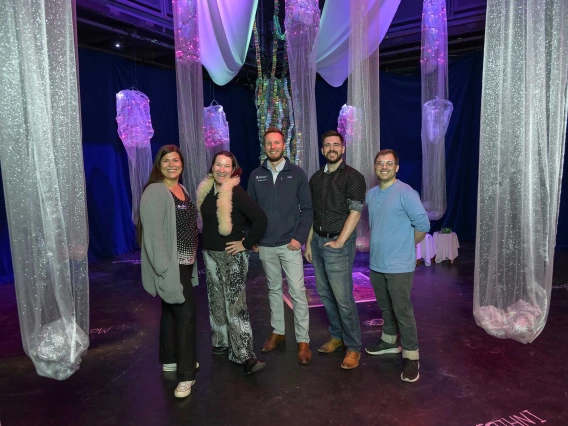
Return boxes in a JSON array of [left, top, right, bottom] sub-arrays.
[[141, 135, 430, 398]]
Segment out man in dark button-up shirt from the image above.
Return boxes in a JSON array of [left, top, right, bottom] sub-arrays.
[[305, 130, 366, 370]]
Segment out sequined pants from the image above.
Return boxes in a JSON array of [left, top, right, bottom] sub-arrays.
[[203, 250, 256, 364]]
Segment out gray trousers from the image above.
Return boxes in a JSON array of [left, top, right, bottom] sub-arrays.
[[259, 245, 310, 343], [370, 270, 419, 360]]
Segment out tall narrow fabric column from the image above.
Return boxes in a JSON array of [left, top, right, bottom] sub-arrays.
[[0, 0, 89, 379], [474, 0, 568, 343]]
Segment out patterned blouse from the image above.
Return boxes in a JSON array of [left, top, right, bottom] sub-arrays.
[[171, 188, 198, 265]]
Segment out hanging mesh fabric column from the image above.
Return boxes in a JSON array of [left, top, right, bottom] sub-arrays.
[[420, 0, 453, 220], [474, 0, 568, 344], [173, 0, 208, 198], [0, 0, 89, 379], [285, 0, 320, 178], [347, 0, 381, 251]]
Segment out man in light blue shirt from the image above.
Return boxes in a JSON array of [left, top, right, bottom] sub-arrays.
[[365, 149, 430, 383]]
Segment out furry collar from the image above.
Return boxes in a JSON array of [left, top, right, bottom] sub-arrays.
[[196, 175, 240, 236]]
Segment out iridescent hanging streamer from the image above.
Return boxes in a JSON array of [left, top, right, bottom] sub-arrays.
[[347, 0, 381, 251], [203, 104, 230, 165], [254, 0, 296, 164], [116, 90, 154, 223], [173, 0, 208, 198], [474, 0, 568, 343], [420, 0, 453, 220], [285, 0, 320, 178], [0, 0, 89, 379]]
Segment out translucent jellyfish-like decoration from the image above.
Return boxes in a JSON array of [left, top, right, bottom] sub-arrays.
[[337, 105, 358, 147], [116, 90, 154, 223], [474, 0, 568, 344], [203, 104, 230, 165], [420, 0, 452, 221], [285, 0, 321, 179]]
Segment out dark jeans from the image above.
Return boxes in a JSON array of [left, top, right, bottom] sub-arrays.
[[369, 270, 419, 355], [159, 264, 196, 381], [311, 233, 362, 352]]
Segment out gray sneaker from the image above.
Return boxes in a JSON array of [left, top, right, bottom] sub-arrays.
[[365, 340, 402, 356]]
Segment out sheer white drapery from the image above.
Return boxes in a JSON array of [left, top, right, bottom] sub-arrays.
[[0, 0, 89, 379], [203, 104, 230, 166], [346, 0, 381, 252], [420, 0, 453, 220], [285, 0, 320, 178], [173, 0, 208, 198], [474, 0, 568, 344], [316, 0, 400, 87], [197, 0, 258, 86], [116, 90, 154, 223]]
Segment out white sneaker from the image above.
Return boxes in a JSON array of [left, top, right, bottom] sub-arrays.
[[174, 380, 195, 398], [163, 362, 199, 372]]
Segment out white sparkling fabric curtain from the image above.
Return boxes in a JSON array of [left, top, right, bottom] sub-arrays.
[[474, 0, 568, 344], [346, 0, 381, 251], [197, 0, 258, 86], [420, 0, 453, 220], [116, 90, 154, 223], [0, 0, 89, 379], [285, 0, 320, 178], [173, 0, 208, 198], [316, 0, 400, 87]]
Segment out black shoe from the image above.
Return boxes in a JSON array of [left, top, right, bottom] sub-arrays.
[[365, 340, 402, 356], [212, 346, 229, 355], [401, 358, 420, 383], [243, 358, 266, 375]]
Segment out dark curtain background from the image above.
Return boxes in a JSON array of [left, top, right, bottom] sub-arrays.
[[1, 48, 567, 283]]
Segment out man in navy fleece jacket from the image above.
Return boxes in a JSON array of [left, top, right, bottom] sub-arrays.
[[247, 127, 313, 365]]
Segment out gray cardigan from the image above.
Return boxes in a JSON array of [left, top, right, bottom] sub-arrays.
[[140, 182, 198, 304]]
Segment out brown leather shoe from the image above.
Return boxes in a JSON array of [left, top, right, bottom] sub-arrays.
[[297, 343, 312, 365], [317, 337, 343, 353], [341, 350, 361, 369], [260, 333, 285, 352]]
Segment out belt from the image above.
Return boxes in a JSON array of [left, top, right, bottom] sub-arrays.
[[315, 229, 340, 238]]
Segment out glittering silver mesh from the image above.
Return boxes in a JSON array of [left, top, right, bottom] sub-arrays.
[[285, 0, 321, 179], [474, 0, 568, 344], [347, 0, 381, 252], [420, 0, 452, 221], [173, 0, 209, 197], [0, 0, 89, 379]]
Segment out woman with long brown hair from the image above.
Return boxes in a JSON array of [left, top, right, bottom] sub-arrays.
[[139, 145, 198, 398], [197, 151, 268, 374]]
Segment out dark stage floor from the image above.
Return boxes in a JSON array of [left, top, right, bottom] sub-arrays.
[[1, 244, 567, 426]]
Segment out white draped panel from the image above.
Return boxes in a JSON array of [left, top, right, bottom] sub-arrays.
[[197, 0, 258, 86], [347, 0, 382, 251], [316, 0, 400, 88], [0, 0, 89, 379], [285, 0, 320, 179], [173, 0, 209, 198], [474, 0, 568, 344]]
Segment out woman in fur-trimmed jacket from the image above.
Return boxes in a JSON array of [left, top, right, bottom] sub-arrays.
[[197, 151, 268, 375]]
